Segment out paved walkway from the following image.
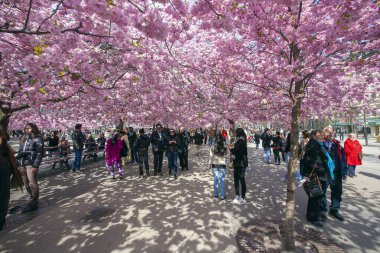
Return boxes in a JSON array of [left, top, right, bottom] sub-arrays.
[[0, 139, 379, 253]]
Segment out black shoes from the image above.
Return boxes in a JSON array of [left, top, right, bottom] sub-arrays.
[[319, 213, 327, 222], [22, 205, 38, 213], [330, 211, 345, 221], [308, 220, 323, 227]]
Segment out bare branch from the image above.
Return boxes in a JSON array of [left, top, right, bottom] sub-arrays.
[[127, 0, 145, 13], [204, 0, 221, 17], [37, 0, 64, 32], [23, 0, 33, 30]]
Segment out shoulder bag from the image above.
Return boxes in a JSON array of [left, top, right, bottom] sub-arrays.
[[303, 164, 323, 198]]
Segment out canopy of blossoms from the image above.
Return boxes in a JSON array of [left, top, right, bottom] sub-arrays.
[[1, 0, 378, 131]]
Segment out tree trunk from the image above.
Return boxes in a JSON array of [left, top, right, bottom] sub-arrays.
[[284, 86, 303, 250], [0, 109, 10, 133]]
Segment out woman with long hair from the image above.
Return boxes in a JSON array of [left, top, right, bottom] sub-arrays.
[[229, 128, 248, 205], [1, 127, 24, 230], [17, 123, 44, 213], [209, 133, 228, 200]]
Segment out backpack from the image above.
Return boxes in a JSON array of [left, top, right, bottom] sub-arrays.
[[120, 139, 129, 156]]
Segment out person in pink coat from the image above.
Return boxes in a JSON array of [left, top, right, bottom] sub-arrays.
[[344, 133, 362, 177], [106, 131, 124, 179]]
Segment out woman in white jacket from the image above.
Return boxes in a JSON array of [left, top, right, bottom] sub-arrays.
[[209, 133, 228, 200]]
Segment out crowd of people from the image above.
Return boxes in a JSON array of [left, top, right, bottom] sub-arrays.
[[256, 126, 363, 227], [0, 121, 365, 231]]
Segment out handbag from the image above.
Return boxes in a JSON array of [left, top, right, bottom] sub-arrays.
[[303, 165, 323, 198], [358, 152, 363, 160]]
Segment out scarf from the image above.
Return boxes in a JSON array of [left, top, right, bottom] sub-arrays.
[[318, 141, 335, 180]]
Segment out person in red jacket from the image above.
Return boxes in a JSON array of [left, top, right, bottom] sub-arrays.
[[344, 133, 362, 177], [221, 128, 228, 142]]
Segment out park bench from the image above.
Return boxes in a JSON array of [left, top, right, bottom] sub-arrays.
[[14, 144, 106, 171]]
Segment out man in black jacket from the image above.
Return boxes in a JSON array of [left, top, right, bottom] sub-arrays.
[[260, 128, 272, 163], [323, 127, 347, 221], [150, 123, 166, 176], [254, 131, 260, 149], [178, 127, 190, 171], [136, 128, 151, 177], [71, 124, 85, 172], [17, 123, 44, 213], [128, 127, 138, 164]]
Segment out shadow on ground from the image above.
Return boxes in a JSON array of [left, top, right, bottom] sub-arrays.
[[0, 145, 379, 253]]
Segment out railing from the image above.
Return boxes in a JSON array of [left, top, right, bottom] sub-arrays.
[[15, 144, 106, 169]]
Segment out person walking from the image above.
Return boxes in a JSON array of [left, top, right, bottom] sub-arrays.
[[71, 124, 85, 172], [0, 128, 24, 230], [254, 131, 260, 149], [135, 128, 151, 177], [150, 123, 166, 176], [16, 123, 44, 213], [323, 127, 347, 221], [128, 127, 139, 164], [344, 133, 362, 177], [166, 129, 180, 179], [120, 130, 130, 168], [207, 128, 216, 147], [106, 131, 124, 179], [178, 127, 190, 171], [229, 128, 248, 205], [209, 133, 228, 200], [261, 128, 272, 163], [194, 128, 204, 156], [301, 129, 335, 227], [271, 131, 283, 165]]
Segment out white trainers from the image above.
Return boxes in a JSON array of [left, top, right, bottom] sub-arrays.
[[232, 195, 240, 204], [239, 197, 247, 204]]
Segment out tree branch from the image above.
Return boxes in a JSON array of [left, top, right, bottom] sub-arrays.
[[127, 0, 145, 13], [37, 0, 64, 32], [23, 0, 33, 30]]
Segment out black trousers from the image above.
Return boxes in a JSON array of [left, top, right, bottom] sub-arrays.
[[179, 151, 189, 170], [153, 151, 164, 173], [234, 167, 247, 199], [306, 180, 328, 221], [273, 150, 281, 164], [330, 170, 343, 211], [138, 151, 149, 175]]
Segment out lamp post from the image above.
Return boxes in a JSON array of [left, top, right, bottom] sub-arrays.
[[364, 111, 368, 146]]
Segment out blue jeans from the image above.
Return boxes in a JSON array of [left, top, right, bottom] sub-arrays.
[[347, 165, 356, 176], [208, 137, 215, 147], [131, 145, 139, 163], [285, 152, 291, 167], [167, 151, 178, 177], [212, 166, 226, 198], [72, 150, 82, 171], [263, 148, 271, 163], [255, 143, 259, 149]]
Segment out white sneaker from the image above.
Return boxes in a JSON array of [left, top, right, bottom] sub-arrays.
[[232, 195, 240, 204], [239, 198, 247, 204]]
